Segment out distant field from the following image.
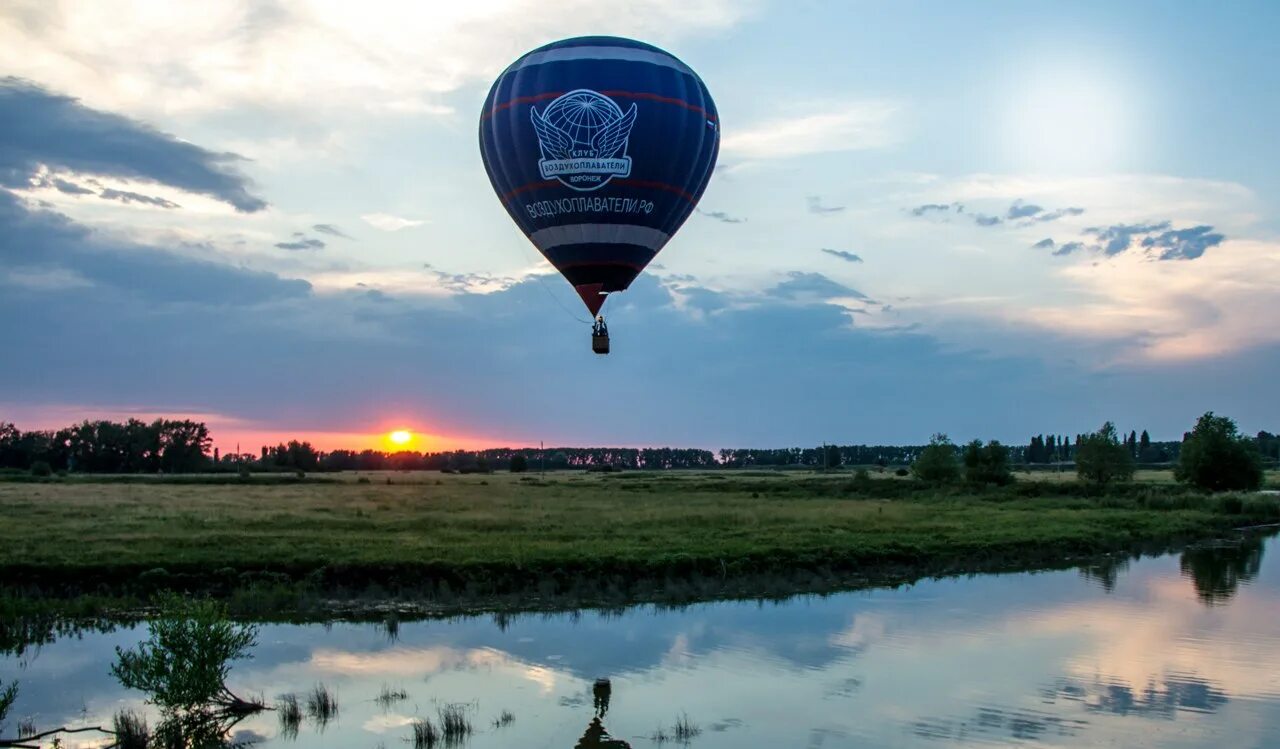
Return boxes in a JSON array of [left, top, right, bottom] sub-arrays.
[[1, 470, 1276, 616]]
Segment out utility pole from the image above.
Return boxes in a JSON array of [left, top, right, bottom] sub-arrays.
[[540, 440, 545, 476]]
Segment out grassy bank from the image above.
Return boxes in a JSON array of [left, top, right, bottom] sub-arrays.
[[0, 471, 1276, 617]]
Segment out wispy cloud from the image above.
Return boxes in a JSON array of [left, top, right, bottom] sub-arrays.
[[275, 235, 325, 251], [98, 188, 180, 209], [1141, 226, 1225, 261], [697, 208, 745, 224], [821, 248, 863, 263], [1033, 221, 1224, 262], [807, 196, 846, 215], [313, 223, 352, 239], [1083, 222, 1173, 256], [723, 101, 899, 159], [909, 202, 963, 217], [362, 213, 426, 232]]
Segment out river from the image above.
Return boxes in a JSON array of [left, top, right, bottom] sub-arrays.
[[2, 533, 1276, 748]]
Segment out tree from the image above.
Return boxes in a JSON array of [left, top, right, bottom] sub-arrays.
[[1175, 412, 1263, 491], [912, 434, 959, 483], [1075, 422, 1134, 488], [963, 440, 1013, 486], [1140, 430, 1151, 452], [1127, 430, 1138, 458], [823, 444, 842, 469], [510, 453, 528, 473]]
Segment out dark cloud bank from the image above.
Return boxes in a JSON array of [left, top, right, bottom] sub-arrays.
[[0, 77, 266, 211]]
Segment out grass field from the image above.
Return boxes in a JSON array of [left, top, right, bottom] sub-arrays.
[[1, 469, 1277, 617]]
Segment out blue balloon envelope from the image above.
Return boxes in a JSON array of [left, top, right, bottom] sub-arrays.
[[479, 36, 719, 316]]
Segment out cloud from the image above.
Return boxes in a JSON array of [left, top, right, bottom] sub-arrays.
[[1031, 238, 1055, 250], [767, 271, 869, 301], [37, 176, 93, 195], [697, 208, 745, 224], [0, 77, 265, 211], [0, 1, 754, 117], [98, 188, 180, 209], [1007, 200, 1043, 219], [821, 249, 863, 263], [914, 199, 1081, 228], [1082, 222, 1173, 255], [312, 223, 352, 239], [807, 196, 846, 215], [722, 101, 899, 160], [909, 203, 962, 217], [275, 236, 325, 251], [0, 190, 308, 306], [1053, 241, 1084, 256], [1140, 226, 1224, 261], [1032, 206, 1084, 223], [362, 213, 426, 232]]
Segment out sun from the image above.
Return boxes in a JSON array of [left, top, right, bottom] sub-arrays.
[[389, 430, 412, 446]]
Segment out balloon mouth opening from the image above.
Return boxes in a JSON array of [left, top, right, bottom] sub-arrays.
[[574, 283, 608, 316]]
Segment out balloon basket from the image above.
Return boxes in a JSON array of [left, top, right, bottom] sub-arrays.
[[592, 332, 610, 355]]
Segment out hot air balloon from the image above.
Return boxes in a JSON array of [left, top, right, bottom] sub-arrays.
[[479, 36, 719, 354]]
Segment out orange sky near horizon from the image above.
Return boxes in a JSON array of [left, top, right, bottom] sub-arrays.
[[0, 403, 519, 454]]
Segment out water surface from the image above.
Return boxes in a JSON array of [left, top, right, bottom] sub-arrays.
[[4, 535, 1279, 747]]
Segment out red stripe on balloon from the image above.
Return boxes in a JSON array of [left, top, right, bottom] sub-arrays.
[[599, 91, 716, 122], [482, 92, 565, 120], [613, 178, 698, 204]]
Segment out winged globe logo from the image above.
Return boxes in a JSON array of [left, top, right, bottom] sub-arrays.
[[531, 89, 637, 191]]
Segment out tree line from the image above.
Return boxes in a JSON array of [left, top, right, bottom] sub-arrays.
[[1023, 429, 1182, 464], [0, 419, 211, 475], [0, 413, 1273, 482]]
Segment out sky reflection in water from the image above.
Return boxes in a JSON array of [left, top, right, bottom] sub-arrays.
[[3, 536, 1279, 748]]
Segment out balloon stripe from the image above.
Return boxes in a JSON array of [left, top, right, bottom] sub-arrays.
[[499, 179, 697, 205], [483, 89, 714, 122], [530, 224, 670, 251], [505, 46, 695, 77]]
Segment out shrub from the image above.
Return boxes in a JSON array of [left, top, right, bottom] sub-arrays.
[[1176, 412, 1264, 492], [510, 454, 528, 473], [1076, 422, 1134, 488], [894, 468, 909, 477], [29, 461, 52, 477], [912, 434, 959, 483]]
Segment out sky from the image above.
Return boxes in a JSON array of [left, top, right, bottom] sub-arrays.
[[1, 0, 1278, 452]]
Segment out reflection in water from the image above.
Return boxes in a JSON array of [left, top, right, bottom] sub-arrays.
[[576, 679, 630, 748], [3, 531, 1280, 748], [911, 705, 1088, 743], [1179, 535, 1265, 605], [1078, 555, 1131, 592], [1044, 672, 1230, 718]]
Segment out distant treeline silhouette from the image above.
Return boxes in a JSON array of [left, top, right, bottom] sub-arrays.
[[1, 418, 1277, 475]]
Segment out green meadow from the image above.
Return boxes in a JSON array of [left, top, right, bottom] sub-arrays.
[[1, 469, 1276, 616]]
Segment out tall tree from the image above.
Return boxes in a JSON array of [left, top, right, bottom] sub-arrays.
[[1076, 422, 1135, 488], [1176, 412, 1263, 491]]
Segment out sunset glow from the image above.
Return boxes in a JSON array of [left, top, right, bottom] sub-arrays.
[[389, 430, 412, 446]]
